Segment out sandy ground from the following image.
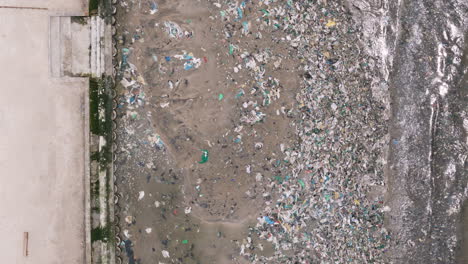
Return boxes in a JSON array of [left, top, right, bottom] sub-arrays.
[[0, 2, 88, 263]]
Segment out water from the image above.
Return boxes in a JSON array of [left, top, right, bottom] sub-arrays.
[[346, 0, 468, 262]]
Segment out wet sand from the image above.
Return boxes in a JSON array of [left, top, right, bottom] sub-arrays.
[[113, 0, 293, 262]]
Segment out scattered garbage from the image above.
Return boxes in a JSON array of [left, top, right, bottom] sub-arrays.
[[123, 240, 136, 264], [148, 133, 165, 149], [228, 44, 235, 55], [123, 230, 131, 239], [164, 21, 193, 39], [114, 0, 390, 263], [121, 48, 130, 67], [150, 1, 158, 15], [164, 21, 183, 38], [138, 191, 144, 200], [263, 216, 275, 225], [161, 250, 170, 258], [325, 19, 336, 27], [174, 52, 202, 70], [118, 48, 146, 107], [198, 150, 209, 164], [125, 215, 134, 224]]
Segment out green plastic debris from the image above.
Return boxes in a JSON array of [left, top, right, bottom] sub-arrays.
[[262, 90, 271, 106], [298, 179, 305, 188], [182, 240, 188, 244], [198, 149, 209, 164], [122, 47, 130, 55], [260, 9, 270, 16], [235, 89, 245, 98], [274, 175, 283, 183], [229, 44, 234, 55], [218, 93, 224, 101]]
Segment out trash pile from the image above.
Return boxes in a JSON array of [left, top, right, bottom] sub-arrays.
[[214, 0, 391, 263], [164, 21, 193, 39], [173, 52, 202, 71], [119, 48, 146, 106], [113, 0, 390, 263]]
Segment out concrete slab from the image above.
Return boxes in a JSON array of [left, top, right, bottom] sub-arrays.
[[0, 6, 87, 264], [0, 0, 88, 15], [50, 16, 91, 77], [71, 18, 91, 76]]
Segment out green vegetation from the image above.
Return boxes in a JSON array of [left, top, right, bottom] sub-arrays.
[[99, 145, 112, 168], [90, 151, 100, 161], [89, 78, 100, 135], [89, 76, 115, 244], [89, 0, 100, 15], [87, 0, 117, 258], [71, 16, 87, 25], [90, 77, 113, 136], [91, 225, 111, 242], [91, 179, 100, 197]]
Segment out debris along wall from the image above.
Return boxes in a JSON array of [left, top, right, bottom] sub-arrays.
[[89, 0, 117, 263]]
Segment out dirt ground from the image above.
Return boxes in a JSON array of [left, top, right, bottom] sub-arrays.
[[114, 0, 297, 263]]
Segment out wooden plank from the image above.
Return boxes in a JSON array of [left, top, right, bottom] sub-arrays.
[[23, 232, 29, 257]]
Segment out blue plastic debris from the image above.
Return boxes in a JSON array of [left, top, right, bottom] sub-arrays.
[[150, 1, 158, 15], [235, 89, 245, 98], [121, 48, 130, 67], [242, 21, 249, 34], [236, 7, 243, 21], [184, 62, 194, 70], [264, 216, 275, 225]]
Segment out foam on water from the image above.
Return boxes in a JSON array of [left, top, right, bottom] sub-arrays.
[[346, 0, 468, 262]]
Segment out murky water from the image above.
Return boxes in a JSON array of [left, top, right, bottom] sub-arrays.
[[347, 0, 468, 262]]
